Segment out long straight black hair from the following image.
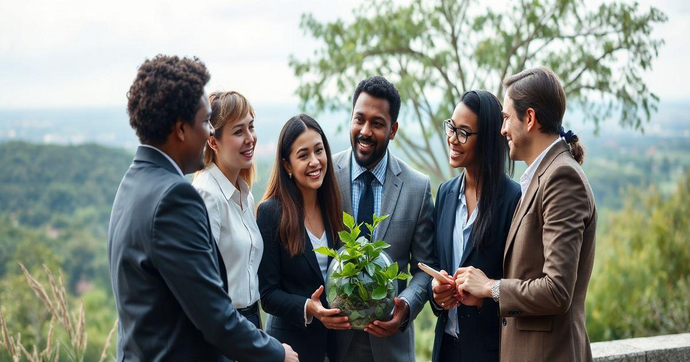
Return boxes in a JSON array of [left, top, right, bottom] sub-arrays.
[[261, 114, 343, 256], [461, 90, 514, 249]]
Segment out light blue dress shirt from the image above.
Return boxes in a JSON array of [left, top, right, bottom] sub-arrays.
[[351, 151, 388, 221]]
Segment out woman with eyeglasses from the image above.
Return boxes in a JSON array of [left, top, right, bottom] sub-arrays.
[[427, 90, 521, 362]]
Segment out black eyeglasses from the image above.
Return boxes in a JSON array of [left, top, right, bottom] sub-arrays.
[[444, 119, 478, 144]]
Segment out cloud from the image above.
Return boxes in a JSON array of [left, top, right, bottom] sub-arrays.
[[0, 0, 687, 108]]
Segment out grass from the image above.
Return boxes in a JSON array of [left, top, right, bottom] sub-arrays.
[[0, 264, 117, 362]]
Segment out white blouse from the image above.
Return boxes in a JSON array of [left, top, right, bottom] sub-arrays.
[[306, 229, 329, 282], [192, 163, 263, 309]]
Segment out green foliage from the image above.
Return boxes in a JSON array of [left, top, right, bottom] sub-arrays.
[[315, 213, 409, 312], [586, 171, 690, 341], [0, 142, 127, 361], [0, 141, 131, 234], [290, 0, 666, 181]]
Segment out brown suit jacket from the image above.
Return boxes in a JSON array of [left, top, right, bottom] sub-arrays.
[[500, 140, 597, 362]]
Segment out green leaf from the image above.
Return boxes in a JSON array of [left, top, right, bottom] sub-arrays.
[[343, 282, 355, 296], [386, 263, 399, 279], [397, 272, 411, 280], [338, 230, 353, 244], [373, 272, 385, 286], [341, 262, 358, 277], [343, 212, 355, 230], [372, 240, 390, 249], [366, 223, 375, 236], [351, 224, 361, 240], [372, 285, 388, 300], [357, 282, 369, 302], [328, 287, 337, 301], [365, 263, 376, 277], [373, 214, 390, 228], [314, 246, 337, 258]]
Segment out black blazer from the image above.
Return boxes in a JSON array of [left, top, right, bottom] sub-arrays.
[[427, 173, 521, 362], [257, 198, 337, 362], [108, 146, 283, 361]]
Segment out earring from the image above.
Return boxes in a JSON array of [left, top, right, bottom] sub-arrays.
[[288, 172, 292, 179]]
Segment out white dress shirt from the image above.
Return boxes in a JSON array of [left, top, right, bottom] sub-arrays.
[[303, 229, 329, 326], [192, 162, 263, 309], [520, 138, 564, 202], [307, 229, 329, 282]]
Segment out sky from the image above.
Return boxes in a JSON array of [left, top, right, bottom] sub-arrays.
[[0, 0, 688, 109]]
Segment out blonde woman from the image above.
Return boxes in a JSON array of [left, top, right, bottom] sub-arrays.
[[193, 91, 263, 328]]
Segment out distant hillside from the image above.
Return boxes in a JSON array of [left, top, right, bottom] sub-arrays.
[[0, 141, 132, 231]]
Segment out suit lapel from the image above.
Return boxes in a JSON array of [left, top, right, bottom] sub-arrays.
[[302, 228, 326, 284], [335, 151, 353, 215], [504, 141, 570, 260], [504, 175, 539, 259], [374, 155, 402, 242], [441, 175, 461, 271]]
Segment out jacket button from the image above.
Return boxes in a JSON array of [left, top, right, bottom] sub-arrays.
[[502, 318, 507, 326]]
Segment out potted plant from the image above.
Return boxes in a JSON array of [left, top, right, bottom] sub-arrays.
[[314, 212, 410, 330]]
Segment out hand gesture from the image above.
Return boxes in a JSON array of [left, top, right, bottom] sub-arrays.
[[431, 270, 458, 310], [365, 297, 409, 338], [454, 266, 493, 300], [282, 343, 299, 362], [307, 286, 351, 330]]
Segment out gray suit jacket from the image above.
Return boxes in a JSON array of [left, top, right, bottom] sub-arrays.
[[108, 146, 284, 361], [332, 149, 435, 362]]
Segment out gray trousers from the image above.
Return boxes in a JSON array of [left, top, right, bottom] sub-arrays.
[[341, 330, 375, 362]]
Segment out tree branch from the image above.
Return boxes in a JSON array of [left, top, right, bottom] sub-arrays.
[[564, 45, 625, 91]]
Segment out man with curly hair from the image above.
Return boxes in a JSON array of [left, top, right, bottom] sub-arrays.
[[108, 55, 298, 362]]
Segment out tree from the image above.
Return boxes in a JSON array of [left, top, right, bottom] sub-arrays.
[[586, 172, 690, 341], [290, 0, 666, 181]]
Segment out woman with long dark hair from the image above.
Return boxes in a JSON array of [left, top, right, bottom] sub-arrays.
[[257, 114, 349, 362], [427, 91, 521, 361]]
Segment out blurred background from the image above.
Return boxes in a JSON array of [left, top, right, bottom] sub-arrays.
[[0, 0, 688, 360]]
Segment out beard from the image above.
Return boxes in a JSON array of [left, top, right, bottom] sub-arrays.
[[352, 134, 388, 169], [507, 131, 528, 162]]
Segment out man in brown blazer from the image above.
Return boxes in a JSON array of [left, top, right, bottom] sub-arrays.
[[454, 67, 596, 362]]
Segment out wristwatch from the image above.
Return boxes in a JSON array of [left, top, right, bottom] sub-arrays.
[[491, 280, 501, 302]]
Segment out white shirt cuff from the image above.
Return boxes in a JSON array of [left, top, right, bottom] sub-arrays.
[[304, 299, 313, 326]]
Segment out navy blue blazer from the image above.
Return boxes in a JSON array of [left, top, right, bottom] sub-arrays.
[[427, 173, 520, 362], [108, 146, 284, 361], [257, 198, 337, 362]]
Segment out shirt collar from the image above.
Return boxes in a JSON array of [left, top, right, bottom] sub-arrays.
[[140, 144, 184, 177], [207, 162, 249, 206], [519, 137, 563, 197], [351, 150, 388, 185]]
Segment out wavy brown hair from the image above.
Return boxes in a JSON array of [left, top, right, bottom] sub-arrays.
[[201, 91, 257, 186], [261, 114, 343, 256]]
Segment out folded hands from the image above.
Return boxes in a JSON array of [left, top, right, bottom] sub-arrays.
[[431, 267, 495, 310]]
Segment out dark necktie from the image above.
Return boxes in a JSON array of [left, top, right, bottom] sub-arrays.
[[357, 171, 375, 233]]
